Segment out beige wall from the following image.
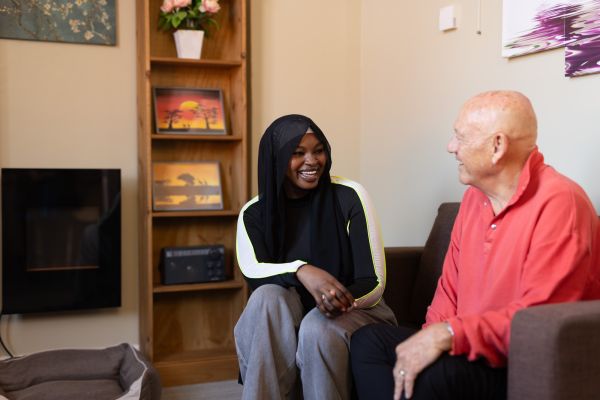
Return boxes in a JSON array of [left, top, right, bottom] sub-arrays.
[[360, 0, 600, 245], [250, 0, 362, 194], [0, 0, 362, 355], [0, 1, 138, 353], [1, 0, 599, 353]]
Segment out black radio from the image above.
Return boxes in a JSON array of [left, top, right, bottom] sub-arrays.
[[159, 245, 226, 285]]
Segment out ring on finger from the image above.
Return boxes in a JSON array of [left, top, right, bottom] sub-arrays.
[[321, 293, 326, 301], [399, 369, 406, 378]]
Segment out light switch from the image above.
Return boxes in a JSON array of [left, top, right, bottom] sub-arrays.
[[439, 5, 457, 32]]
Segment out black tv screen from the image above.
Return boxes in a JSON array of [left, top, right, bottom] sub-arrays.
[[1, 168, 121, 314]]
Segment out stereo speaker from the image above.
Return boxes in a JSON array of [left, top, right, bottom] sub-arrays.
[[159, 245, 226, 285]]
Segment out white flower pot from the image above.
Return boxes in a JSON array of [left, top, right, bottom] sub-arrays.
[[173, 29, 204, 59]]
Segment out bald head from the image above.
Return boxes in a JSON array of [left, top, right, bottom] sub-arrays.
[[458, 91, 538, 159], [448, 91, 540, 195]]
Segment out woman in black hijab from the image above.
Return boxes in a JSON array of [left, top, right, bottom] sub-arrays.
[[235, 114, 396, 399]]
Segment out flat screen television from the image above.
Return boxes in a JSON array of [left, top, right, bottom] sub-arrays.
[[1, 168, 121, 314]]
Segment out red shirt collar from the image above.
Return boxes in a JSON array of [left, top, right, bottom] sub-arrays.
[[505, 146, 544, 210], [474, 147, 545, 217]]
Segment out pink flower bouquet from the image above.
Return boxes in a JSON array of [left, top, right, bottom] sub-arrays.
[[158, 0, 221, 31]]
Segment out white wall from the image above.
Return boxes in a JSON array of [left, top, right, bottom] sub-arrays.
[[0, 1, 138, 353], [250, 0, 362, 194], [360, 0, 600, 246]]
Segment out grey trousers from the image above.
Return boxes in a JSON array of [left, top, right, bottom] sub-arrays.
[[234, 284, 397, 400]]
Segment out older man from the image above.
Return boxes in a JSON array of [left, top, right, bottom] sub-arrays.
[[350, 91, 600, 399]]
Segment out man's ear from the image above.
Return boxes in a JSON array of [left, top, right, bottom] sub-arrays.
[[491, 133, 507, 165]]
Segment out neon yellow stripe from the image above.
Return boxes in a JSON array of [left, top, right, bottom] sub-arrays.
[[331, 175, 385, 307]]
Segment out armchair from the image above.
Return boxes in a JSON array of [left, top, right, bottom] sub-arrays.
[[383, 203, 600, 400]]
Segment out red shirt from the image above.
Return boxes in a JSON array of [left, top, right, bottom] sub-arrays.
[[425, 148, 600, 367]]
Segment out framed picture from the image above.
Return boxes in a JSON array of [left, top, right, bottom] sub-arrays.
[[152, 162, 224, 211], [502, 0, 568, 58], [0, 0, 116, 46], [153, 87, 227, 135]]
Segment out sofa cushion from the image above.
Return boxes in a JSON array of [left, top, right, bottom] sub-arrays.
[[409, 202, 460, 325], [7, 379, 123, 400], [0, 346, 123, 393]]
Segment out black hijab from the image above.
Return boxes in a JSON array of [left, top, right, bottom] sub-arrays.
[[257, 115, 353, 284]]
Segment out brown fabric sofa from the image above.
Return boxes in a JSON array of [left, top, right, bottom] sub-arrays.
[[0, 343, 161, 400], [383, 202, 600, 400]]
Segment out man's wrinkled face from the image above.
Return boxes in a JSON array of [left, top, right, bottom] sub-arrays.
[[447, 107, 494, 187]]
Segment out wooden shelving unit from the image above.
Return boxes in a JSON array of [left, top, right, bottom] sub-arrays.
[[136, 0, 248, 387]]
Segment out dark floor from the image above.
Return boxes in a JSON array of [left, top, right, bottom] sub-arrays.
[[162, 380, 242, 400]]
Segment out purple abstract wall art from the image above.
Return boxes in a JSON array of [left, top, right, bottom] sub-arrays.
[[502, 0, 571, 58], [565, 0, 600, 76], [502, 0, 600, 77]]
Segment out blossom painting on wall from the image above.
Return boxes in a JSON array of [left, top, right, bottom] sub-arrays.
[[0, 0, 115, 46]]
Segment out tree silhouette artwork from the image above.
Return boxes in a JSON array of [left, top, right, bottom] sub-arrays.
[[176, 173, 198, 206], [177, 173, 195, 186], [175, 173, 216, 206], [162, 108, 182, 130], [153, 163, 223, 210], [194, 103, 219, 130]]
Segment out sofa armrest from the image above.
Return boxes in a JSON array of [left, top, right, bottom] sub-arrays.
[[383, 247, 423, 326], [508, 300, 600, 400]]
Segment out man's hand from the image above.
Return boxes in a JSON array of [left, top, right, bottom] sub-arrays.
[[296, 264, 355, 317], [393, 323, 453, 399]]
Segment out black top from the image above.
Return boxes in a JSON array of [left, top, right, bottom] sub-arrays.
[[236, 114, 386, 310], [237, 178, 385, 309]]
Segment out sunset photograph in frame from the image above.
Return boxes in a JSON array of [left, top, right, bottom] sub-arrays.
[[153, 87, 227, 135], [152, 162, 223, 211]]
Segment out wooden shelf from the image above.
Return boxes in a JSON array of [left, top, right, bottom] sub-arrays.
[[152, 134, 243, 141], [137, 0, 249, 387], [152, 210, 239, 218], [155, 347, 237, 364], [153, 279, 244, 294], [154, 348, 238, 386], [150, 56, 243, 68]]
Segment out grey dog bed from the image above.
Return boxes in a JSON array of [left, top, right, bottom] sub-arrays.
[[0, 343, 161, 400]]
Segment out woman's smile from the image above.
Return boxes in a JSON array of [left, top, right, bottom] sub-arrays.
[[298, 168, 320, 182], [284, 131, 328, 198]]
